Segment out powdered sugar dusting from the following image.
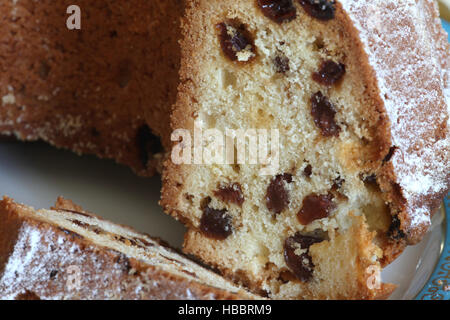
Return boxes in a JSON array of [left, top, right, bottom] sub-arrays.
[[340, 0, 449, 232], [0, 200, 251, 300], [0, 223, 84, 300], [1, 227, 41, 294]]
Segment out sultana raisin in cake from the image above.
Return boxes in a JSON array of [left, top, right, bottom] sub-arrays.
[[0, 197, 256, 300], [161, 0, 449, 299], [0, 0, 183, 176]]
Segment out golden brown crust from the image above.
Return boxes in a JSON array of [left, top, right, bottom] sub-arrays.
[[0, 197, 255, 300], [0, 0, 183, 176]]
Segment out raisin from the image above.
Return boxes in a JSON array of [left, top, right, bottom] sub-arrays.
[[297, 193, 335, 225], [310, 91, 340, 137], [284, 232, 324, 281], [273, 54, 290, 73], [257, 0, 297, 24], [388, 215, 406, 240], [136, 125, 163, 168], [49, 270, 58, 279], [303, 164, 313, 177], [266, 174, 293, 215], [383, 146, 397, 163], [214, 183, 245, 207], [313, 60, 346, 86], [200, 202, 233, 240], [298, 0, 336, 21], [216, 22, 255, 62]]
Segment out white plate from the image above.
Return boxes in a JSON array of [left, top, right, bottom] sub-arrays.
[[0, 140, 444, 300]]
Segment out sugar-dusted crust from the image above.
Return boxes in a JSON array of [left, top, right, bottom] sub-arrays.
[[0, 197, 255, 300], [339, 0, 450, 244], [161, 0, 449, 299], [0, 0, 183, 176]]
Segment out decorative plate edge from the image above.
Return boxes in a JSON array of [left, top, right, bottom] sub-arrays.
[[415, 194, 450, 300]]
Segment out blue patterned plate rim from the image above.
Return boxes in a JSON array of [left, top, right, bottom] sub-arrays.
[[415, 196, 449, 300]]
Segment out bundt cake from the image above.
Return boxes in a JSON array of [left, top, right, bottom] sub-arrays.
[[0, 196, 255, 300], [0, 0, 183, 176], [161, 0, 449, 299]]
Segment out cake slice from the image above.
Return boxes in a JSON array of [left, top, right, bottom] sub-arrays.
[[0, 197, 255, 300], [161, 0, 449, 299], [0, 0, 183, 176]]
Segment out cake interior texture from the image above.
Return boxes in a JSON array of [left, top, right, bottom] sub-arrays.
[[162, 0, 449, 299]]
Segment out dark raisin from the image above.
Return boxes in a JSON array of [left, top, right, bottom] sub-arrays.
[[49, 270, 58, 279], [200, 201, 233, 240], [257, 0, 297, 23], [383, 146, 397, 163], [313, 60, 346, 86], [297, 193, 335, 225], [266, 174, 293, 215], [310, 91, 340, 137], [216, 22, 255, 62], [303, 164, 312, 177], [284, 232, 324, 281], [298, 0, 336, 21], [388, 215, 406, 240], [136, 125, 163, 168], [214, 183, 245, 207], [273, 54, 290, 73]]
